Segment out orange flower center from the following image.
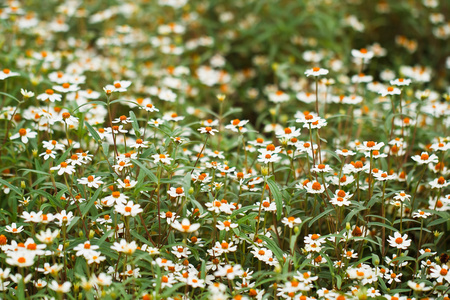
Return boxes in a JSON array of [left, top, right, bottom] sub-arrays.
[[19, 128, 27, 136], [46, 89, 54, 95]]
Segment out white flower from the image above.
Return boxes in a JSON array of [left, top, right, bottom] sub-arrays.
[[77, 175, 104, 188], [304, 67, 329, 77], [171, 218, 200, 233], [10, 128, 37, 144], [103, 80, 132, 93], [387, 232, 411, 249], [198, 126, 219, 135], [36, 229, 60, 244], [6, 251, 36, 267], [50, 162, 76, 176], [110, 239, 137, 255], [216, 220, 238, 231], [115, 201, 143, 217], [54, 210, 74, 226], [152, 153, 173, 164], [48, 280, 72, 293], [20, 89, 34, 98], [281, 216, 302, 228], [411, 152, 439, 164], [412, 210, 432, 218], [379, 86, 401, 97], [5, 223, 24, 234], [37, 89, 62, 102], [390, 78, 411, 86]]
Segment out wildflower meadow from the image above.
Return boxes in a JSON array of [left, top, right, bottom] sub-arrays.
[[0, 0, 449, 299]]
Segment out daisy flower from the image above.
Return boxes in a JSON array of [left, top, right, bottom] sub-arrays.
[[412, 210, 432, 218], [390, 78, 411, 86], [393, 191, 411, 202], [103, 80, 132, 93], [50, 162, 76, 176], [411, 152, 439, 164], [387, 232, 411, 249], [304, 181, 326, 194], [214, 264, 243, 280], [198, 126, 219, 135], [117, 177, 137, 189], [305, 67, 329, 77], [140, 103, 159, 113], [0, 68, 20, 80], [163, 112, 184, 122], [171, 218, 200, 233], [167, 187, 185, 198], [429, 176, 449, 189], [130, 138, 149, 149], [6, 251, 36, 267], [281, 216, 302, 228], [225, 119, 249, 132], [5, 223, 24, 234], [77, 175, 104, 188], [10, 128, 37, 144], [429, 264, 450, 283], [39, 149, 56, 160], [358, 141, 385, 152], [216, 220, 238, 231], [37, 89, 62, 102], [378, 86, 401, 97], [48, 281, 71, 293], [152, 153, 173, 164], [20, 89, 34, 98], [115, 201, 143, 217]]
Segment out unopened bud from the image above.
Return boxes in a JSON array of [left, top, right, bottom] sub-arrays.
[[274, 264, 282, 273], [217, 94, 226, 102], [32, 149, 38, 158], [293, 226, 299, 233], [21, 181, 26, 189], [89, 230, 95, 239], [346, 222, 351, 230], [189, 187, 194, 194], [261, 166, 269, 176], [79, 231, 84, 237]]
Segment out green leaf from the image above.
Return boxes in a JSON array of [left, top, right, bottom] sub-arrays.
[[267, 178, 283, 220], [84, 121, 101, 143], [258, 234, 284, 263], [309, 208, 335, 227], [367, 222, 397, 232], [129, 110, 140, 137], [81, 187, 102, 217], [0, 178, 21, 195], [132, 159, 158, 184]]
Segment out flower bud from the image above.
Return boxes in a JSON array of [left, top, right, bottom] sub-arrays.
[[217, 94, 226, 102], [79, 230, 84, 237], [32, 149, 38, 158], [346, 222, 351, 230], [189, 187, 194, 194], [21, 181, 26, 189], [274, 264, 282, 273], [261, 166, 269, 176], [293, 226, 299, 233], [89, 230, 95, 239]]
